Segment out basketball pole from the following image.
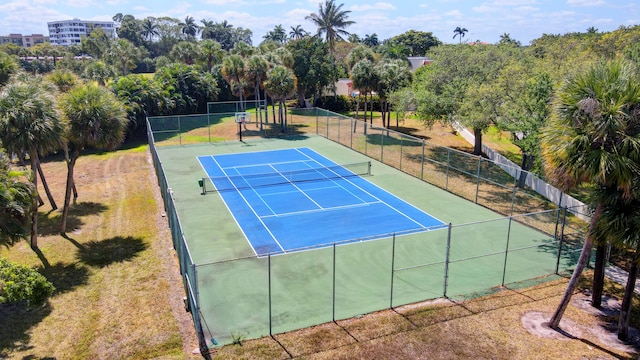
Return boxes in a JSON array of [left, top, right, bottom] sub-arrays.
[[238, 121, 242, 142]]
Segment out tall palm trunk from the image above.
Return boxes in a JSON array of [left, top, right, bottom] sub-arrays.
[[618, 254, 639, 341], [271, 96, 277, 124], [60, 150, 79, 235], [592, 245, 607, 308], [549, 203, 603, 329], [29, 149, 39, 249], [63, 145, 78, 202], [355, 93, 360, 121], [255, 82, 262, 128], [369, 95, 373, 125], [363, 92, 368, 123], [36, 155, 57, 210], [381, 99, 387, 128]]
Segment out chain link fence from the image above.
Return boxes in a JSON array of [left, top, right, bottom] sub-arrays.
[[146, 108, 591, 348]]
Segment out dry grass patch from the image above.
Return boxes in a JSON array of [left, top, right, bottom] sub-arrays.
[[0, 144, 198, 359], [336, 310, 416, 341], [397, 299, 473, 328], [273, 322, 357, 357], [208, 274, 640, 359], [209, 337, 289, 360]]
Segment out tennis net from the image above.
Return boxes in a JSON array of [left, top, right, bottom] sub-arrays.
[[201, 161, 371, 193]]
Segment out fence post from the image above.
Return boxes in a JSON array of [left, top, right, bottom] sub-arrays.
[[268, 254, 272, 336], [332, 243, 336, 322], [380, 129, 385, 163], [193, 263, 199, 310], [326, 113, 329, 138], [178, 116, 182, 146], [443, 223, 452, 298], [399, 137, 404, 171], [421, 139, 425, 180], [501, 217, 513, 286], [445, 149, 450, 192], [350, 118, 354, 149], [315, 108, 319, 135], [475, 156, 482, 204], [337, 115, 341, 144], [510, 174, 518, 216], [208, 114, 211, 143], [390, 235, 396, 308], [365, 121, 368, 156]]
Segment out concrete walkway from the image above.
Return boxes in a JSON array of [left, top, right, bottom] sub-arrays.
[[605, 265, 640, 294]]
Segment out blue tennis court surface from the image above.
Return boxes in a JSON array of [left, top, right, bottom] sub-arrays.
[[198, 148, 446, 255]]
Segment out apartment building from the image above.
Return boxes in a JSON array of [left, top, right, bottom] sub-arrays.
[[47, 19, 115, 46], [0, 33, 49, 47]]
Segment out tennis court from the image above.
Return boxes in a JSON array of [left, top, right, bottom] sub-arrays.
[[148, 112, 586, 347], [198, 148, 445, 255]]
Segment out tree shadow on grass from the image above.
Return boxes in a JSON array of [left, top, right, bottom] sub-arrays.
[[0, 303, 52, 358], [37, 262, 91, 294], [37, 201, 109, 236], [75, 236, 148, 268], [0, 262, 90, 357]]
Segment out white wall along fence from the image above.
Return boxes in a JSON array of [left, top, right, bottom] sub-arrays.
[[452, 123, 590, 221]]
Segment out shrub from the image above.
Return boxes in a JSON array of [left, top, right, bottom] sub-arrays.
[[316, 95, 353, 112], [0, 258, 55, 307]]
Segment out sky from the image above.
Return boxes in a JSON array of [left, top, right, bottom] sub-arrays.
[[0, 0, 639, 46]]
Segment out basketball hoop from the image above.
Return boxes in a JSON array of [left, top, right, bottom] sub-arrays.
[[235, 112, 250, 141]]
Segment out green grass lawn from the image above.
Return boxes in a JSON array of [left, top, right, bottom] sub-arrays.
[[0, 145, 199, 359]]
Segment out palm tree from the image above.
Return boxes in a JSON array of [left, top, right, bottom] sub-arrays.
[[222, 54, 247, 107], [212, 20, 234, 50], [199, 39, 224, 73], [246, 55, 270, 126], [381, 42, 411, 61], [348, 34, 361, 43], [263, 24, 287, 44], [363, 33, 379, 47], [83, 61, 114, 86], [107, 39, 141, 76], [46, 69, 78, 93], [180, 16, 199, 40], [264, 65, 296, 131], [453, 26, 468, 44], [0, 150, 35, 245], [289, 25, 307, 40], [58, 83, 128, 235], [200, 19, 216, 40], [376, 59, 412, 128], [171, 41, 198, 65], [305, 0, 355, 65], [592, 181, 640, 340], [351, 59, 378, 123], [541, 60, 640, 330], [0, 52, 19, 87], [140, 17, 159, 43], [0, 78, 66, 248]]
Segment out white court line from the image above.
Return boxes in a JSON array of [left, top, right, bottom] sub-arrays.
[[268, 164, 324, 210], [294, 149, 444, 228], [260, 201, 381, 219], [211, 156, 285, 254], [222, 158, 317, 171]]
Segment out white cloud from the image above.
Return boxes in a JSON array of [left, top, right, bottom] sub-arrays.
[[491, 0, 537, 5], [201, 0, 244, 4], [566, 0, 606, 6], [350, 2, 396, 12], [471, 5, 498, 13]]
